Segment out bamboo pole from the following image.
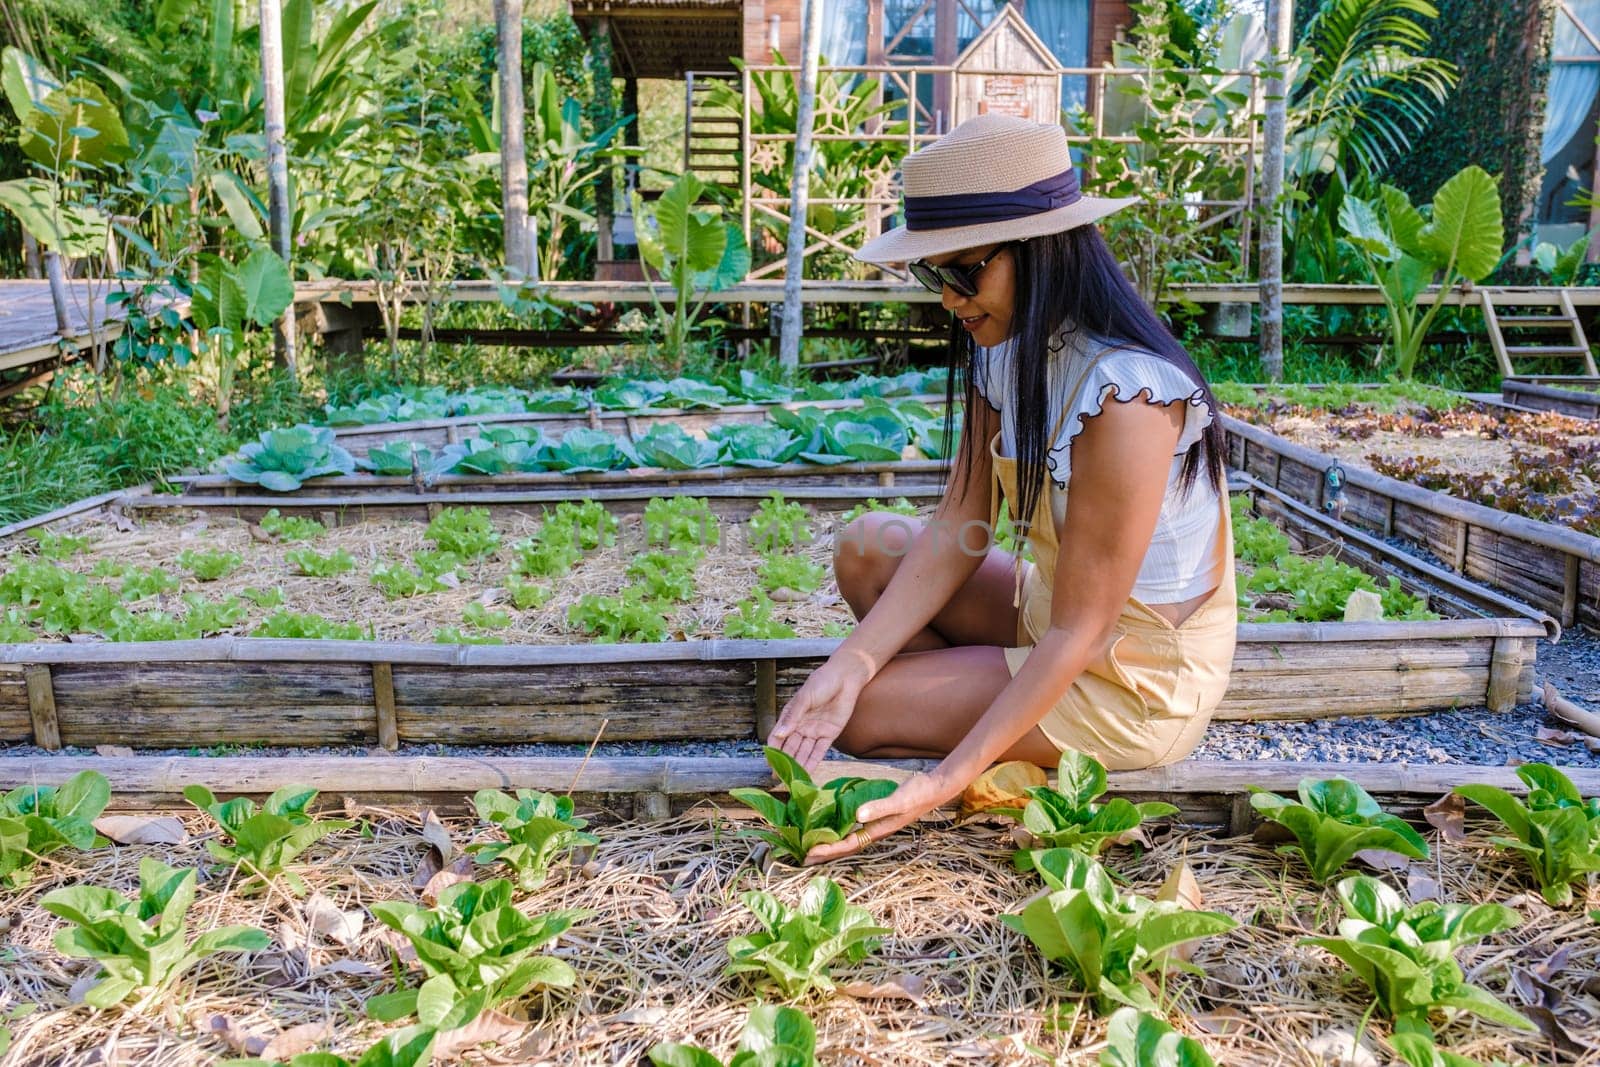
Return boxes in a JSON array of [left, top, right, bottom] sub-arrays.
[[2, 754, 1590, 813], [778, 0, 824, 370], [258, 0, 298, 376], [1257, 0, 1291, 382], [496, 0, 531, 277]]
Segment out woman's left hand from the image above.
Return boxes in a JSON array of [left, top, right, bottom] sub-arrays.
[[802, 771, 959, 865]]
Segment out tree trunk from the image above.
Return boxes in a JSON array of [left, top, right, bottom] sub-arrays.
[[590, 17, 614, 271], [1257, 0, 1292, 383], [779, 0, 823, 372], [259, 0, 298, 377], [497, 0, 531, 278]]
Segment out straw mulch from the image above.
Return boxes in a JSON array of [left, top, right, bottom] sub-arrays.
[[2, 805, 1598, 1066], [15, 503, 877, 644]]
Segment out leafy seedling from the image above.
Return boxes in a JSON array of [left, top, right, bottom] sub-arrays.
[[466, 788, 600, 890], [1454, 762, 1600, 906], [176, 549, 242, 582], [1301, 874, 1534, 1037], [258, 509, 325, 542], [643, 496, 719, 552], [649, 1003, 814, 1067], [724, 876, 887, 997], [627, 551, 700, 603], [183, 784, 355, 895], [1098, 1006, 1216, 1067], [1249, 777, 1429, 883], [0, 770, 110, 888], [1001, 848, 1237, 1014], [729, 747, 897, 864], [757, 554, 824, 595], [367, 879, 585, 1029], [1007, 749, 1177, 867], [227, 425, 356, 491], [747, 493, 813, 552], [424, 507, 500, 559], [567, 591, 669, 643], [285, 547, 356, 578], [39, 857, 268, 1008], [723, 591, 796, 639], [251, 611, 370, 639], [231, 1024, 437, 1067]]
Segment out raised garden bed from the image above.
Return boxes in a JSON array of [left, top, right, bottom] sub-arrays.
[[0, 755, 1597, 1066], [0, 486, 1550, 752], [1501, 376, 1600, 421]]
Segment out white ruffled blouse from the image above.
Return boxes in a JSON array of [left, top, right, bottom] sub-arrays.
[[972, 327, 1225, 603]]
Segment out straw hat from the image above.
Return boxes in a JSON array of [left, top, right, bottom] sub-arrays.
[[854, 114, 1137, 266]]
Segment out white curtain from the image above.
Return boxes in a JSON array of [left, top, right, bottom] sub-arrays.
[[1543, 0, 1600, 164], [821, 0, 870, 66], [1022, 0, 1092, 112]]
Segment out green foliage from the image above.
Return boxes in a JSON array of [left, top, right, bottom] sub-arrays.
[[634, 425, 722, 470], [423, 507, 500, 560], [38, 857, 269, 1009], [724, 876, 887, 997], [1099, 1006, 1216, 1067], [461, 602, 511, 629], [259, 509, 325, 542], [626, 551, 700, 603], [644, 496, 719, 552], [230, 1025, 438, 1067], [1389, 1032, 1500, 1067], [367, 879, 584, 1029], [1002, 848, 1238, 1014], [240, 586, 286, 608], [650, 1004, 815, 1067], [538, 427, 637, 473], [371, 562, 451, 599], [1009, 749, 1178, 865], [729, 747, 897, 865], [1338, 166, 1504, 378], [176, 548, 242, 582], [33, 532, 89, 560], [567, 591, 669, 643], [748, 493, 814, 553], [183, 784, 355, 896], [285, 547, 356, 578], [0, 771, 110, 888], [120, 564, 180, 600], [723, 591, 796, 640], [634, 172, 749, 358], [1454, 763, 1600, 906], [544, 500, 616, 551], [432, 626, 505, 645], [251, 611, 370, 640], [757, 554, 824, 596], [358, 441, 433, 476], [466, 788, 599, 890], [1302, 874, 1533, 1036], [1249, 777, 1430, 882], [512, 537, 583, 580], [706, 423, 805, 469], [0, 608, 35, 643], [837, 497, 920, 525], [505, 576, 549, 611], [0, 1004, 35, 1058], [226, 426, 356, 492]]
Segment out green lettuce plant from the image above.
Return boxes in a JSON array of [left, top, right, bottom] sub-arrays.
[[747, 493, 814, 552], [1007, 749, 1177, 866], [226, 426, 356, 491], [567, 591, 670, 643], [649, 1003, 814, 1067], [424, 507, 500, 559], [285, 547, 356, 578], [251, 611, 370, 640], [724, 876, 887, 997], [729, 747, 897, 864], [0, 770, 110, 888], [1249, 777, 1429, 882], [259, 509, 325, 542], [367, 879, 585, 1029], [1389, 1032, 1500, 1067], [627, 551, 700, 603], [1001, 848, 1237, 1014], [1099, 1006, 1216, 1067], [39, 858, 269, 1008], [1454, 762, 1600, 906], [644, 496, 719, 552], [232, 1025, 437, 1067], [176, 549, 242, 582], [1302, 874, 1534, 1036], [757, 554, 823, 595], [634, 425, 722, 470], [466, 788, 600, 890], [723, 591, 796, 640], [183, 784, 355, 895]]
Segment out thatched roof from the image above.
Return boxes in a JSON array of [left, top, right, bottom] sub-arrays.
[[570, 0, 744, 79]]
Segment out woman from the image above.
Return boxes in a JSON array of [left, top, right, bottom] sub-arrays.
[[768, 114, 1237, 863]]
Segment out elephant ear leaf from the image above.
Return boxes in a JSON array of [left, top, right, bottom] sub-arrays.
[[1419, 164, 1502, 281]]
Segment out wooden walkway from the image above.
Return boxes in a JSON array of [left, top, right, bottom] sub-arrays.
[[0, 279, 126, 377]]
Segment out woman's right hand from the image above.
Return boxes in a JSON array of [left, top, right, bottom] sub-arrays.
[[767, 652, 874, 775]]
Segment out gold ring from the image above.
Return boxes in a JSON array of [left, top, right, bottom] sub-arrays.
[[854, 829, 873, 850]]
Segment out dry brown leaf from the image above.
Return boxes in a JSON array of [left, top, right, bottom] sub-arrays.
[[430, 1009, 528, 1060], [67, 971, 99, 1005], [422, 855, 475, 904], [1353, 849, 1413, 876], [304, 892, 364, 947], [421, 809, 455, 865], [838, 974, 929, 1002], [206, 1015, 266, 1056], [605, 1006, 670, 1027], [93, 745, 134, 758], [1537, 727, 1578, 746], [959, 761, 1045, 817], [1406, 868, 1440, 904], [1423, 792, 1466, 843], [1191, 1007, 1251, 1035], [261, 1022, 333, 1061], [1156, 860, 1203, 910], [1303, 1027, 1379, 1067], [376, 927, 417, 966], [311, 959, 386, 981], [92, 814, 187, 845]]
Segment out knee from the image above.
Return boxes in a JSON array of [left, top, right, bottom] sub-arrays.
[[832, 512, 919, 600]]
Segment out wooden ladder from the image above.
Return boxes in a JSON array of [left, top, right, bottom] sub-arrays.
[[683, 71, 741, 186], [1480, 288, 1599, 379]]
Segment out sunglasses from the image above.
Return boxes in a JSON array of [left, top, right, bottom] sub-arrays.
[[907, 243, 1011, 297]]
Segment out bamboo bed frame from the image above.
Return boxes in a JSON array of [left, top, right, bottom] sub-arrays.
[[0, 477, 1553, 751]]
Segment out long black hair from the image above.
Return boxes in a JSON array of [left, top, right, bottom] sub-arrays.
[[942, 223, 1226, 537]]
